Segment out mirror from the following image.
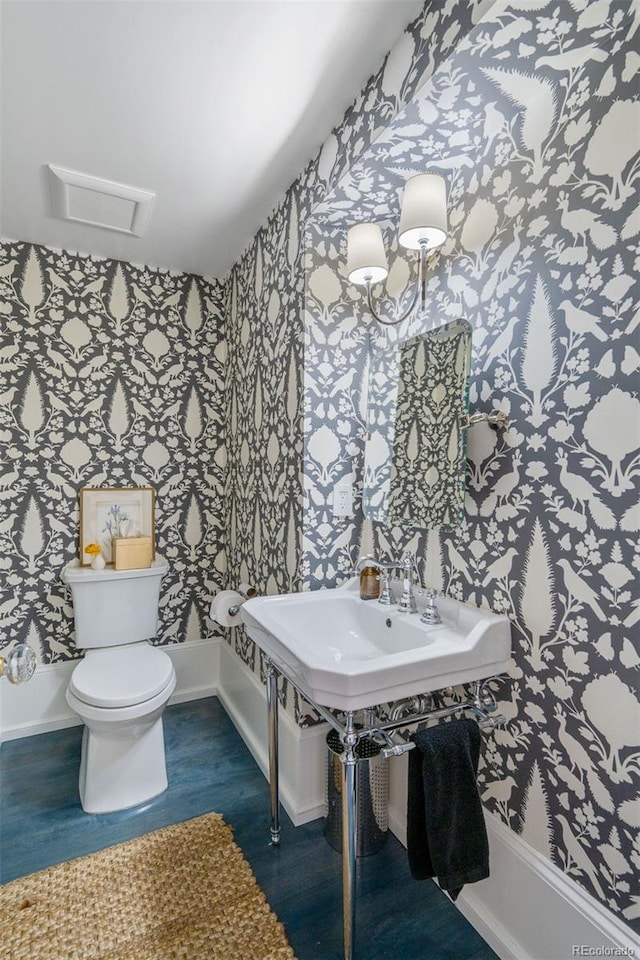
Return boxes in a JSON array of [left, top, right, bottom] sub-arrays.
[[363, 318, 472, 529]]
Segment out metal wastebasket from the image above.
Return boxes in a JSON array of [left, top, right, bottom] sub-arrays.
[[324, 728, 389, 857]]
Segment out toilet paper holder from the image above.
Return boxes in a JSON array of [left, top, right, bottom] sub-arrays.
[[229, 583, 257, 616], [210, 584, 258, 626], [229, 585, 257, 617]]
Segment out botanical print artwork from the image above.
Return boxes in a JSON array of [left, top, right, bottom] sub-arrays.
[[0, 243, 227, 659], [79, 486, 155, 564]]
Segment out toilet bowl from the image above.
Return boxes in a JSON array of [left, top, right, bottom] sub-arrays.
[[63, 558, 175, 814], [66, 643, 176, 813]]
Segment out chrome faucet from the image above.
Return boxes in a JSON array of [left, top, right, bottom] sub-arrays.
[[397, 553, 418, 614], [420, 589, 442, 625], [354, 554, 397, 605], [354, 555, 378, 574], [377, 565, 397, 606], [354, 552, 419, 612]]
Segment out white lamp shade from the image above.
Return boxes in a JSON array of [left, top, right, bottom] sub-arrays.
[[398, 173, 447, 251], [347, 223, 389, 285]]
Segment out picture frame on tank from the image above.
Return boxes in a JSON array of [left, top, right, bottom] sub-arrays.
[[79, 487, 156, 566]]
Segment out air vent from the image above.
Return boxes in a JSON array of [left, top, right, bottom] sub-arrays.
[[48, 164, 155, 236]]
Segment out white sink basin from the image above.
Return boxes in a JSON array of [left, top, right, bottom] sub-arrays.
[[241, 580, 511, 711]]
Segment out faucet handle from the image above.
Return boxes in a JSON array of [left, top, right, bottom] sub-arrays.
[[377, 567, 397, 606], [402, 551, 422, 580], [398, 554, 418, 614], [420, 590, 442, 625]]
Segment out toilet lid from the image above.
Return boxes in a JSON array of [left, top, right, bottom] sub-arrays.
[[69, 644, 175, 708]]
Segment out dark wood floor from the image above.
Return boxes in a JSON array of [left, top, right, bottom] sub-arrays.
[[1, 697, 498, 960]]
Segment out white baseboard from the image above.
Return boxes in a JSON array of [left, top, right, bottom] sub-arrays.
[[387, 752, 639, 960], [459, 812, 640, 960], [1, 659, 79, 742], [0, 637, 220, 742], [166, 636, 220, 705], [4, 642, 637, 960], [217, 640, 329, 826], [0, 635, 328, 829]]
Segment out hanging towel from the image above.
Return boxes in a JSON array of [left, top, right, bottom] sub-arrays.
[[406, 717, 489, 900]]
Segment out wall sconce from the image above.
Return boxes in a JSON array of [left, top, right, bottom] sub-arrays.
[[346, 173, 447, 326]]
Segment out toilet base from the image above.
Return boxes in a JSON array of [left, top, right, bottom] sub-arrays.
[[79, 716, 168, 814]]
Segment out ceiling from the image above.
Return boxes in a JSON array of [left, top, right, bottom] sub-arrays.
[[0, 0, 423, 279]]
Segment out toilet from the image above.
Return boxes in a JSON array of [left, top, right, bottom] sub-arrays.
[[63, 558, 176, 814]]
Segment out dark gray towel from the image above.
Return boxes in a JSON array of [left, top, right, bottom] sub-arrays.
[[407, 717, 489, 900]]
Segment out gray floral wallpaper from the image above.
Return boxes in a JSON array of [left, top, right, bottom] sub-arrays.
[[300, 0, 640, 932], [386, 320, 472, 528], [0, 243, 227, 657], [1, 0, 638, 936], [224, 0, 473, 709], [227, 0, 639, 933]]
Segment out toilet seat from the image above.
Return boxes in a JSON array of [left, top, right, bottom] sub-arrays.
[[69, 644, 175, 709], [66, 678, 176, 726]]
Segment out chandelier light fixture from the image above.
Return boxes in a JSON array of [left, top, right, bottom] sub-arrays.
[[346, 173, 448, 326]]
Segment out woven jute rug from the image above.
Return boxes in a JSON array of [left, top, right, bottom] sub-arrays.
[[0, 812, 297, 960]]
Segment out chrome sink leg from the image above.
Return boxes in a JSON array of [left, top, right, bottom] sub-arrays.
[[341, 711, 358, 960], [265, 659, 281, 846]]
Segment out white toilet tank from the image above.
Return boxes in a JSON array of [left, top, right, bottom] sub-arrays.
[[63, 558, 168, 648]]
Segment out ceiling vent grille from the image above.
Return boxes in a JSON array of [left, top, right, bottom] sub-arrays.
[[48, 164, 155, 236]]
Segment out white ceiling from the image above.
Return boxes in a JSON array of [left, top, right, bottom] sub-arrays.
[[0, 0, 423, 279]]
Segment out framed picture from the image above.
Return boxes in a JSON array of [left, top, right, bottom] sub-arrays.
[[79, 487, 155, 565]]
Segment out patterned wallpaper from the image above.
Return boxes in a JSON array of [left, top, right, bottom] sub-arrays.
[[226, 0, 639, 933], [386, 320, 472, 528], [300, 0, 639, 932], [1, 0, 638, 934], [223, 196, 305, 676], [224, 0, 474, 713], [0, 242, 227, 659]]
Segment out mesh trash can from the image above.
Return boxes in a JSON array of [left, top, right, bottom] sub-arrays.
[[324, 728, 389, 857]]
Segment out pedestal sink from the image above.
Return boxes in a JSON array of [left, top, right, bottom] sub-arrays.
[[241, 579, 511, 960], [241, 578, 511, 710]]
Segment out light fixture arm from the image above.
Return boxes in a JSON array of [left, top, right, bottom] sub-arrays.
[[345, 173, 448, 326], [364, 243, 429, 327]]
